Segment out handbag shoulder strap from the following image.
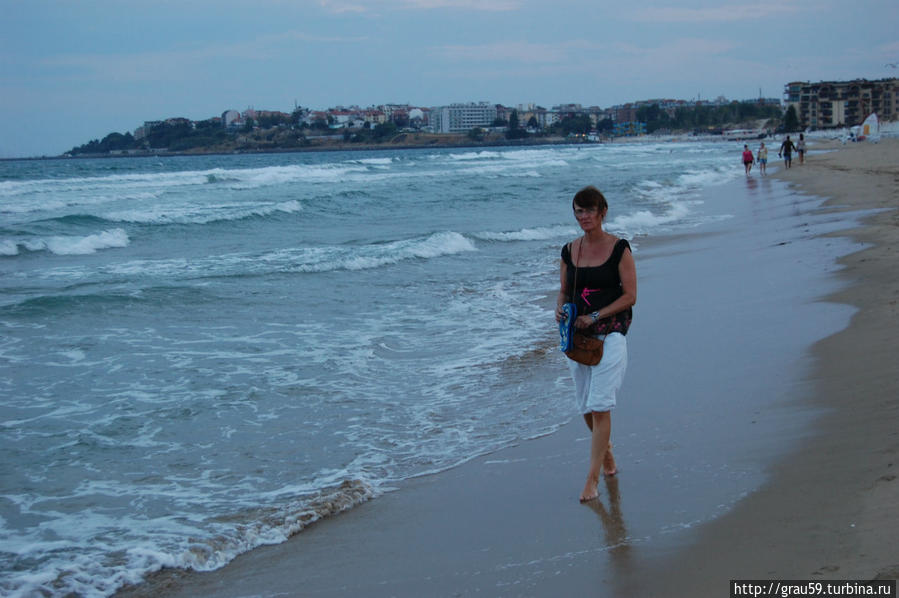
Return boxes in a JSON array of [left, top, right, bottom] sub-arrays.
[[569, 238, 581, 300]]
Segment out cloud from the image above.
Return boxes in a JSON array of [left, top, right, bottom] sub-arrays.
[[433, 40, 597, 64], [432, 37, 736, 69], [318, 0, 520, 13], [631, 3, 799, 23], [879, 40, 899, 55], [317, 0, 369, 13], [35, 31, 368, 83], [609, 38, 737, 60], [399, 0, 520, 9]]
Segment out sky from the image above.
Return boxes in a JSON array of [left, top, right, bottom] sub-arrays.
[[1, 0, 897, 158]]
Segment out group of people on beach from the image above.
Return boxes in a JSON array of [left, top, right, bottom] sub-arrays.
[[742, 133, 806, 175]]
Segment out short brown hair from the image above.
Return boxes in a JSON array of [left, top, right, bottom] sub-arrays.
[[572, 185, 608, 213]]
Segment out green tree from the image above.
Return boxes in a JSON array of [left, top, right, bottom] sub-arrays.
[[557, 114, 591, 136], [468, 127, 486, 141], [506, 110, 527, 139], [596, 118, 613, 133], [372, 121, 398, 141], [783, 105, 800, 132], [290, 107, 305, 127], [636, 104, 670, 133], [99, 132, 135, 151]]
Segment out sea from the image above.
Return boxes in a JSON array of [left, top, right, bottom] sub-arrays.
[[1, 141, 746, 597]]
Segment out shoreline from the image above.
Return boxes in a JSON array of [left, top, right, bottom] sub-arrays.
[[114, 141, 899, 596]]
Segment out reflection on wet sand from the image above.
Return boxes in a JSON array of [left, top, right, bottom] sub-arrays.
[[585, 475, 631, 564]]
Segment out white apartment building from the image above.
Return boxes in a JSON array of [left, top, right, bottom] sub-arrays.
[[429, 102, 498, 133]]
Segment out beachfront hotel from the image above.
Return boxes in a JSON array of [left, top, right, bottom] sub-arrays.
[[784, 78, 899, 129], [429, 102, 498, 133]]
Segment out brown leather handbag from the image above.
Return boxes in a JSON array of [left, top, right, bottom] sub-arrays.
[[566, 331, 604, 366]]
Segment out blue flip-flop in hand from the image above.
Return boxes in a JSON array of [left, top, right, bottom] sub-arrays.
[[559, 302, 577, 352]]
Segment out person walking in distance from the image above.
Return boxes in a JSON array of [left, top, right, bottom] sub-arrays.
[[757, 141, 768, 176], [779, 135, 797, 169]]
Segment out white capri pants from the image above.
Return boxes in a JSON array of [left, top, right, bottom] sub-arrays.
[[567, 332, 628, 414]]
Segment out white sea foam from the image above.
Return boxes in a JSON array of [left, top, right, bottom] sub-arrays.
[[676, 167, 738, 189], [66, 230, 477, 280], [285, 231, 478, 273], [473, 225, 574, 242], [0, 479, 376, 598], [105, 199, 302, 225], [6, 229, 130, 256], [609, 203, 693, 236], [447, 150, 503, 161], [0, 239, 19, 256]]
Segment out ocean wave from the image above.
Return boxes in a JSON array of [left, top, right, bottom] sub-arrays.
[[41, 231, 478, 280], [103, 199, 303, 225], [447, 150, 503, 161], [675, 167, 738, 189], [1, 229, 129, 257], [608, 203, 693, 235], [472, 225, 574, 242], [0, 163, 367, 206], [0, 239, 19, 256], [353, 157, 394, 166], [0, 284, 217, 315], [1, 479, 376, 598], [174, 480, 377, 575], [262, 231, 478, 274]]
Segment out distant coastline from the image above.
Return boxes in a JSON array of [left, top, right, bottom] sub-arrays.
[[3, 131, 765, 162], [46, 99, 787, 161]]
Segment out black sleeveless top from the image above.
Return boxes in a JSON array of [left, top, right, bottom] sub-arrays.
[[561, 238, 633, 336]]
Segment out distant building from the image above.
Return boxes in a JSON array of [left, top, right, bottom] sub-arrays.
[[784, 78, 899, 129], [429, 102, 497, 133], [612, 104, 637, 124], [364, 109, 387, 125], [613, 121, 646, 137], [221, 110, 241, 128]]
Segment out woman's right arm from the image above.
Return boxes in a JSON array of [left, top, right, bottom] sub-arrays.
[[555, 259, 570, 322]]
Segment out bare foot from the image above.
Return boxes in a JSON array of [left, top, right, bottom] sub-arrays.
[[579, 477, 599, 502], [602, 444, 617, 477]]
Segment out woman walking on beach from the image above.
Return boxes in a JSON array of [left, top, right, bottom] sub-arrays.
[[757, 142, 768, 176], [556, 186, 637, 503], [797, 133, 806, 164], [742, 144, 755, 175]]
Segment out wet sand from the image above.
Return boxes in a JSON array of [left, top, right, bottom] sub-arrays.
[[118, 138, 899, 597], [644, 137, 899, 593]]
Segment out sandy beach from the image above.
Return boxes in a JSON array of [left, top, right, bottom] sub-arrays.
[[117, 138, 899, 597], [644, 137, 899, 594]]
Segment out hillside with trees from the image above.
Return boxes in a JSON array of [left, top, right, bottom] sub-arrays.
[[66, 100, 793, 157], [636, 102, 784, 134]]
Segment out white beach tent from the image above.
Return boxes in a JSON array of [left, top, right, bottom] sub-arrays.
[[852, 112, 880, 142]]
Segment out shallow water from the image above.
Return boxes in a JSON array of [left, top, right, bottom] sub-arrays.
[[2, 142, 794, 596]]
